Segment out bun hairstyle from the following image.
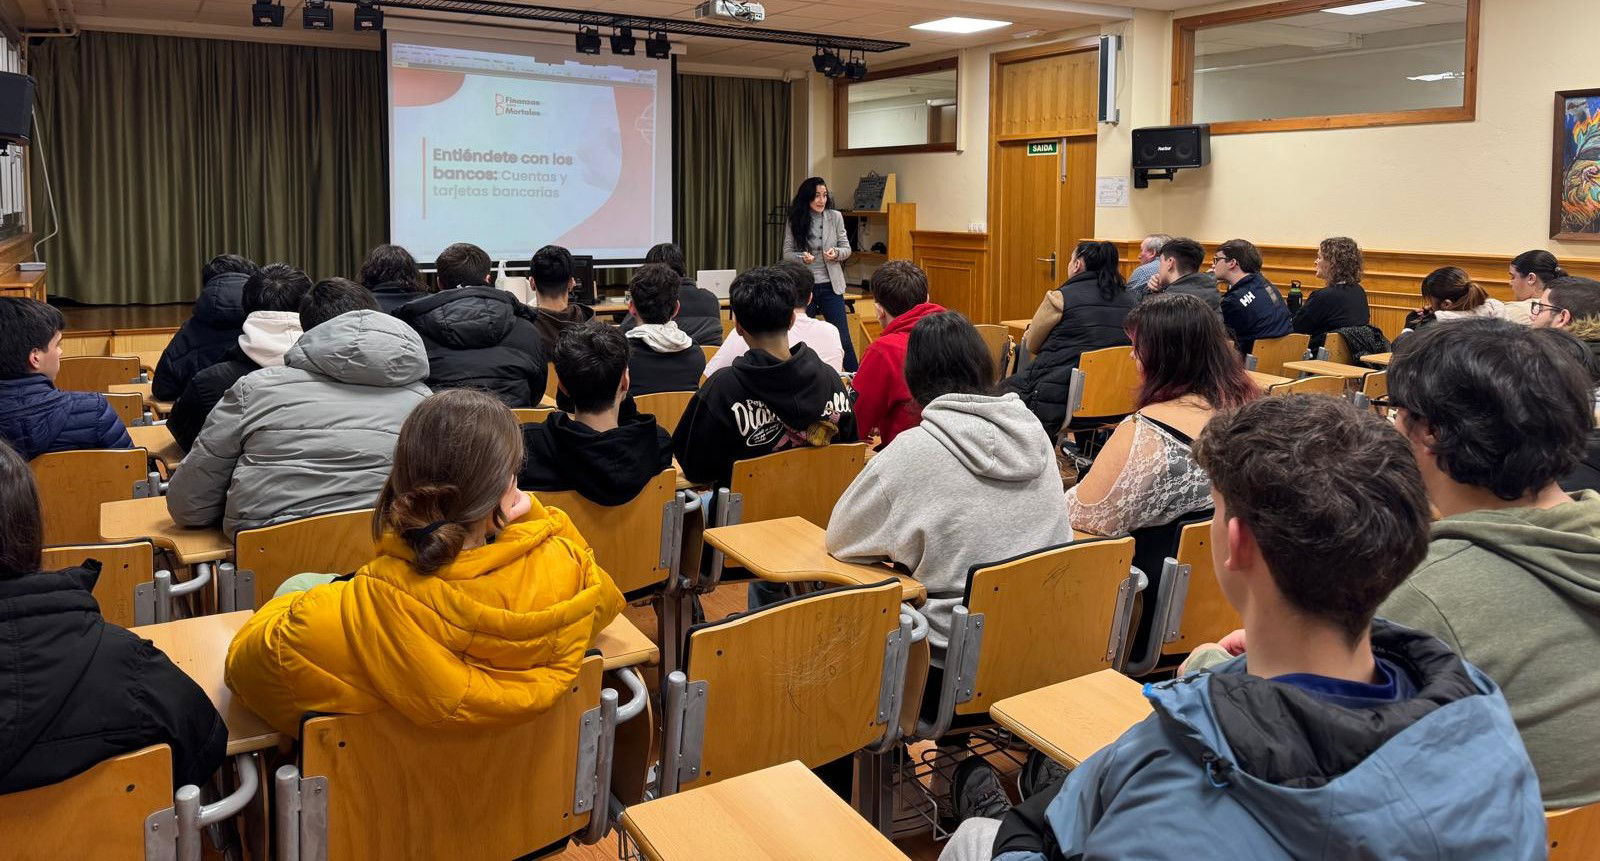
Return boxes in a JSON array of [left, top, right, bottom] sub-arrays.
[[1421, 266, 1489, 311], [373, 389, 525, 574], [1072, 240, 1126, 301], [1510, 249, 1566, 284]]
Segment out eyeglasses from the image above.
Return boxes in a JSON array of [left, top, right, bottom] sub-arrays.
[[1212, 254, 1230, 263], [1530, 300, 1565, 317]]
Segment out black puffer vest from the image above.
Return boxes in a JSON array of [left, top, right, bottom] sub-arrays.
[[1008, 272, 1135, 437]]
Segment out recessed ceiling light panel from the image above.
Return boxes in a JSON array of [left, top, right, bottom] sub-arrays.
[[1325, 0, 1424, 16], [910, 17, 1010, 34]]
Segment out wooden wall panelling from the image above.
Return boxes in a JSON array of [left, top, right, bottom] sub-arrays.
[[993, 42, 1100, 141], [912, 231, 990, 322]]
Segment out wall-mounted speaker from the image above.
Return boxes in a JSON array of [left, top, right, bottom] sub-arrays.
[[1131, 124, 1210, 188], [0, 72, 34, 148]]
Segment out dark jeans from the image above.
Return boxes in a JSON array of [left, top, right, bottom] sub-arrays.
[[807, 282, 858, 372]]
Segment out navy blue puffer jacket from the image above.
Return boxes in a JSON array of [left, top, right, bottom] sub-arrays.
[[0, 375, 133, 460], [152, 272, 251, 401]]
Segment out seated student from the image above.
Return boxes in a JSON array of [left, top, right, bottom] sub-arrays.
[[674, 265, 857, 488], [225, 388, 625, 736], [167, 287, 430, 538], [703, 260, 846, 376], [1505, 250, 1566, 325], [1066, 293, 1259, 537], [519, 321, 673, 505], [358, 243, 433, 314], [1291, 235, 1371, 351], [1141, 237, 1220, 312], [528, 244, 597, 346], [153, 254, 260, 401], [396, 242, 547, 408], [0, 298, 132, 460], [622, 263, 707, 395], [1211, 239, 1291, 355], [167, 264, 311, 452], [942, 394, 1546, 861], [1402, 266, 1506, 335], [1379, 318, 1600, 810], [828, 311, 1071, 649], [851, 261, 945, 448], [1003, 241, 1135, 439], [0, 439, 227, 793], [1531, 274, 1600, 374], [620, 242, 722, 345]]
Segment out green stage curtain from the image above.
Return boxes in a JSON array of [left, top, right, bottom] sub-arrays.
[[674, 74, 790, 276], [29, 31, 385, 305]]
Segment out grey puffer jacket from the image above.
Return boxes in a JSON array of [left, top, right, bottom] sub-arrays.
[[167, 311, 431, 538]]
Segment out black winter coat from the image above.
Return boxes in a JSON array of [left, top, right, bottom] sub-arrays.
[[627, 340, 707, 396], [1292, 283, 1370, 351], [0, 375, 132, 460], [166, 347, 260, 452], [519, 407, 674, 506], [368, 279, 433, 315], [0, 564, 228, 793], [1003, 273, 1136, 439], [152, 272, 251, 401], [397, 287, 548, 407]]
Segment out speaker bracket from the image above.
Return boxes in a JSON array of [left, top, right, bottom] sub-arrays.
[[1134, 167, 1180, 189]]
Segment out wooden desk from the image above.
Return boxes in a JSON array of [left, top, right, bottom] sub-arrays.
[[133, 611, 282, 755], [621, 760, 910, 861], [0, 267, 46, 302], [1002, 318, 1029, 343], [108, 381, 175, 416], [1362, 352, 1393, 367], [990, 669, 1152, 768], [1246, 370, 1292, 389], [101, 496, 231, 564], [128, 424, 182, 466], [595, 615, 660, 670], [704, 517, 926, 604], [1282, 359, 1374, 380]]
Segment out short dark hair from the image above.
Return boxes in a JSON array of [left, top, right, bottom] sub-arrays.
[[359, 243, 428, 293], [1215, 239, 1261, 274], [553, 321, 629, 413], [0, 439, 41, 575], [201, 254, 259, 285], [872, 261, 929, 317], [630, 264, 680, 325], [730, 266, 795, 336], [300, 278, 380, 331], [0, 297, 65, 379], [775, 259, 814, 308], [1546, 276, 1600, 323], [1511, 249, 1566, 283], [531, 245, 575, 298], [1389, 318, 1593, 500], [1125, 293, 1259, 411], [904, 311, 992, 406], [243, 263, 313, 315], [435, 243, 492, 291], [1194, 395, 1430, 643], [645, 242, 687, 277], [1159, 238, 1205, 275]]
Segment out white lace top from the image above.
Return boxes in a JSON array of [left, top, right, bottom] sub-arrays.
[[1066, 413, 1213, 537]]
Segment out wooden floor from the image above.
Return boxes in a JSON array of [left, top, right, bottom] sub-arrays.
[[57, 301, 190, 331]]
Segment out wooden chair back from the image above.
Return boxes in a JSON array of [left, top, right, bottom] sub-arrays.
[[233, 508, 375, 609], [512, 407, 555, 425], [679, 579, 903, 790], [0, 744, 173, 861], [110, 329, 177, 375], [720, 317, 736, 339], [54, 356, 142, 393], [104, 392, 144, 428], [1269, 376, 1345, 397], [859, 315, 883, 344], [701, 344, 719, 364], [1158, 520, 1241, 660], [297, 656, 603, 859], [960, 537, 1135, 715], [729, 443, 869, 528], [1248, 334, 1310, 377], [635, 390, 695, 435], [41, 541, 156, 628], [1070, 346, 1140, 419], [31, 449, 150, 545], [1549, 802, 1600, 860], [533, 468, 678, 594], [973, 324, 1012, 382], [1362, 370, 1388, 401], [545, 362, 560, 403], [1322, 332, 1354, 364]]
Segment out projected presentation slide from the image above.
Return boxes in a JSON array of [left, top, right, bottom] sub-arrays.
[[387, 29, 673, 262]]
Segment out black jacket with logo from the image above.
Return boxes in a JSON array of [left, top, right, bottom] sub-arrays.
[[1221, 272, 1294, 355]]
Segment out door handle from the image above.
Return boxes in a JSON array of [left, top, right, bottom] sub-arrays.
[[1036, 253, 1057, 280]]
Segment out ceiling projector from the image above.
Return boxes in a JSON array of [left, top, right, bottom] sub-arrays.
[[694, 0, 765, 24]]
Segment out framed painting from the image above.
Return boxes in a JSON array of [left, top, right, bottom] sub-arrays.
[[1553, 88, 1600, 241]]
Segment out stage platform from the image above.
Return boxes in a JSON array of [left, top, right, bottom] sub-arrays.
[[58, 302, 190, 332]]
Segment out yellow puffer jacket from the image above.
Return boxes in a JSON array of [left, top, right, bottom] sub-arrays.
[[224, 493, 625, 736]]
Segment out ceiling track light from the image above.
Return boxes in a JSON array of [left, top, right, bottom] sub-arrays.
[[575, 26, 602, 54], [844, 51, 867, 81], [610, 26, 637, 55], [812, 45, 843, 77], [353, 0, 383, 31], [645, 31, 671, 60], [303, 0, 334, 30], [250, 0, 284, 27]]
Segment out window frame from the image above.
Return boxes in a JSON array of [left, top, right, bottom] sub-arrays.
[[833, 56, 960, 157], [1170, 0, 1480, 136]]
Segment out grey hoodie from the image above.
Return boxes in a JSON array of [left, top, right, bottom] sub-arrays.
[[168, 311, 432, 538], [1379, 490, 1600, 809], [826, 392, 1074, 649]]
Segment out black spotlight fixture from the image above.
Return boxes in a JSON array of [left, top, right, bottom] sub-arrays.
[[812, 46, 842, 77], [302, 0, 333, 30], [575, 27, 602, 55], [645, 31, 671, 60], [251, 0, 283, 27], [353, 0, 383, 31], [610, 27, 637, 56], [844, 52, 867, 81]]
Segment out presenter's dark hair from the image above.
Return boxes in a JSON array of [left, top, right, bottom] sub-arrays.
[[731, 266, 796, 336], [0, 297, 65, 380], [359, 244, 429, 294], [776, 260, 813, 308], [531, 245, 576, 298], [301, 278, 379, 332], [905, 311, 993, 407], [243, 263, 313, 315], [435, 243, 492, 291], [1072, 241, 1125, 301], [554, 321, 630, 413], [645, 243, 687, 277], [201, 254, 259, 285], [788, 177, 834, 252], [630, 264, 681, 325], [0, 439, 41, 575]]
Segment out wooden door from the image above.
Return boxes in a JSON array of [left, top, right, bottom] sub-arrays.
[[995, 142, 1061, 322]]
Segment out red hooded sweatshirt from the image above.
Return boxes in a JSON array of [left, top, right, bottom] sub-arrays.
[[853, 302, 946, 447]]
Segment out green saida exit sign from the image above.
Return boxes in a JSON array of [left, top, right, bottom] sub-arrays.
[[1027, 141, 1059, 156]]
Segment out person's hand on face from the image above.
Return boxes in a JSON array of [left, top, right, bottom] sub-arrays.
[[500, 477, 532, 523]]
